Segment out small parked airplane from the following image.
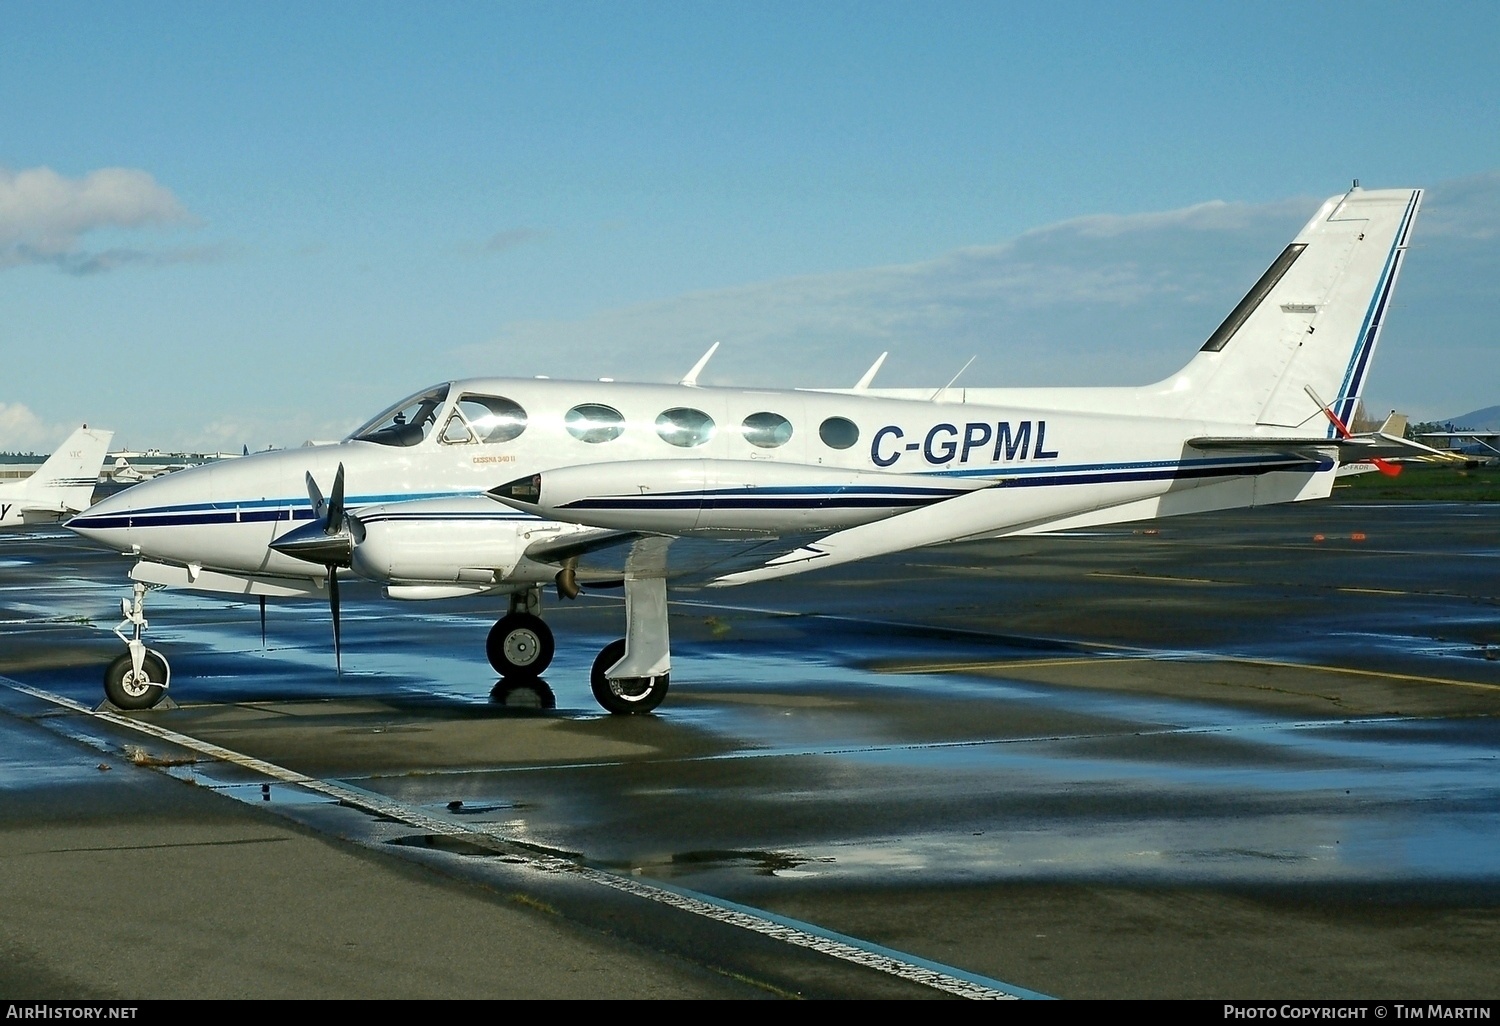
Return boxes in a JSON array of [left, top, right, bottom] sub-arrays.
[[1416, 429, 1500, 463], [0, 425, 114, 528], [69, 186, 1441, 714]]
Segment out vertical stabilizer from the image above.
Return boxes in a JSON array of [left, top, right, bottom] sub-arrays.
[[19, 426, 115, 514], [1171, 187, 1421, 431]]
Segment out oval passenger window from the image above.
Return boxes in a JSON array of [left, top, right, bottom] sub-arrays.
[[565, 404, 626, 444], [741, 412, 793, 449], [656, 408, 716, 448], [819, 416, 859, 450]]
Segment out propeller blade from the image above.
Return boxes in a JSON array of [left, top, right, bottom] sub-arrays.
[[259, 595, 266, 647], [306, 471, 328, 522], [327, 463, 345, 536], [328, 565, 342, 675]]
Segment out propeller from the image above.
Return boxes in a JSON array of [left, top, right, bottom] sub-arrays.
[[269, 463, 362, 672]]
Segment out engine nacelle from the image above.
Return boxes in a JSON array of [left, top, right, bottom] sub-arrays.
[[349, 496, 533, 585]]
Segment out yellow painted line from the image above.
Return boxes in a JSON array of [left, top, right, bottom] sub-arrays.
[[1087, 572, 1227, 585], [883, 656, 1135, 674], [884, 654, 1500, 693], [1219, 657, 1500, 693], [1336, 587, 1411, 596]]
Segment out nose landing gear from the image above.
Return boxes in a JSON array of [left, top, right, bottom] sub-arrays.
[[103, 582, 170, 711]]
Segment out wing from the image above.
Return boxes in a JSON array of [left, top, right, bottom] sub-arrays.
[[524, 526, 828, 589], [706, 429, 1468, 588], [706, 485, 1029, 587]]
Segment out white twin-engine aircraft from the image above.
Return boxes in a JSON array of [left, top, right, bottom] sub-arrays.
[[69, 186, 1448, 715], [1, 425, 114, 528]]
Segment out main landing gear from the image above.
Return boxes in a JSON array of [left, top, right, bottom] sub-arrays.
[[486, 590, 556, 678], [98, 575, 675, 717], [103, 582, 171, 711], [486, 579, 671, 715]]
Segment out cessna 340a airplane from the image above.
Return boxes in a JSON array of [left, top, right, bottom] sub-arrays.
[[68, 185, 1453, 714]]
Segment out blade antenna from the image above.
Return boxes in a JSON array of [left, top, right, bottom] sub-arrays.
[[853, 352, 888, 391], [679, 342, 720, 387], [930, 355, 977, 401]]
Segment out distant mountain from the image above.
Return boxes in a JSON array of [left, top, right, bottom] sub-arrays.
[[1441, 405, 1500, 432]]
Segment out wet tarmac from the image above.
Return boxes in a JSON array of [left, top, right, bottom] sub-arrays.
[[1, 500, 1498, 998]]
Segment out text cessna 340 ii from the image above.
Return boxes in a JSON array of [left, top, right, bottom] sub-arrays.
[[68, 186, 1455, 715]]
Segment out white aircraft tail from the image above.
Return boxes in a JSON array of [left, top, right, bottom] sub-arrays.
[[9, 426, 115, 516], [1168, 186, 1422, 431]]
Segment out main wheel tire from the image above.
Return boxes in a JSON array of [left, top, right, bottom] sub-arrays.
[[589, 638, 669, 715], [103, 650, 169, 711], [486, 613, 555, 677]]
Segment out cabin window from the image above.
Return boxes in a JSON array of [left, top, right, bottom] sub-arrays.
[[819, 416, 859, 450], [565, 404, 626, 443], [656, 408, 716, 448], [442, 394, 528, 444], [741, 412, 793, 449], [351, 384, 450, 447]]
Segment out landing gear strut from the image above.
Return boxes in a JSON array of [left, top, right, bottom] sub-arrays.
[[486, 588, 554, 678], [104, 582, 170, 711], [590, 576, 670, 715]]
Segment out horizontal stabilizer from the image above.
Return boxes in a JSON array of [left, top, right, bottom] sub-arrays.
[[1187, 432, 1462, 464]]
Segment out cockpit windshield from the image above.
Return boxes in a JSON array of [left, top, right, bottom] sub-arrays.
[[349, 384, 450, 447]]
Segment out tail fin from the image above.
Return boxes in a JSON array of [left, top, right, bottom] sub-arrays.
[[1172, 187, 1422, 431], [25, 426, 114, 513]]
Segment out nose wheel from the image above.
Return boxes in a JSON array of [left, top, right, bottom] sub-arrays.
[[104, 649, 170, 710]]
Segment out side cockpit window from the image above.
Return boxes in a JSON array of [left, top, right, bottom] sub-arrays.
[[441, 394, 528, 445], [351, 385, 450, 447]]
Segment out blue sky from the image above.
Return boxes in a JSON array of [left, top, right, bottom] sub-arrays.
[[2, 1, 1497, 451]]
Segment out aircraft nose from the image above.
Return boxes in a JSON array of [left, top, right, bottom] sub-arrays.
[[65, 486, 140, 547]]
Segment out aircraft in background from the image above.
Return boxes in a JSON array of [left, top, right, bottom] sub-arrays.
[[108, 456, 176, 484], [1332, 412, 1461, 476], [69, 186, 1442, 714], [1415, 428, 1500, 464], [0, 426, 114, 528]]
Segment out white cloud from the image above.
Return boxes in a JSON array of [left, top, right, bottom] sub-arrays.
[[0, 402, 70, 453], [0, 165, 199, 273]]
